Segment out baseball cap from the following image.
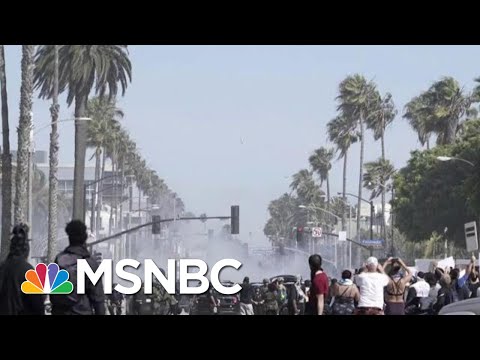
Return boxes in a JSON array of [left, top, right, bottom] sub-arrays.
[[366, 257, 378, 266]]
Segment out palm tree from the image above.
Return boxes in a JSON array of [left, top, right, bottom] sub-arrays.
[[290, 169, 325, 223], [403, 95, 433, 149], [363, 158, 395, 246], [14, 45, 35, 224], [429, 77, 473, 145], [85, 96, 124, 234], [104, 123, 122, 235], [327, 114, 358, 231], [309, 147, 334, 220], [366, 91, 397, 244], [337, 74, 378, 241], [404, 77, 475, 147], [47, 45, 59, 262], [363, 159, 395, 199], [264, 193, 299, 245], [34, 45, 132, 220], [0, 45, 12, 259], [290, 169, 317, 203], [367, 92, 396, 159]]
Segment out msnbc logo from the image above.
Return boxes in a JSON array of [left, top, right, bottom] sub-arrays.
[[21, 263, 73, 294]]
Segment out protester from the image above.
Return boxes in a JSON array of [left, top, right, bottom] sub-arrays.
[[355, 256, 389, 315], [239, 276, 255, 315], [0, 224, 45, 315], [331, 270, 359, 315], [384, 257, 412, 315], [434, 274, 454, 314], [295, 275, 307, 315], [306, 254, 329, 315], [107, 284, 124, 315], [264, 282, 279, 315], [50, 220, 105, 315]]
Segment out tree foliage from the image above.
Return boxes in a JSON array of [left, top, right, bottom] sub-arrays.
[[392, 120, 480, 247]]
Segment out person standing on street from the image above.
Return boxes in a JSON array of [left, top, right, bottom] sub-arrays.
[[354, 256, 389, 315], [306, 254, 329, 315], [239, 276, 255, 315], [384, 257, 412, 315], [0, 224, 45, 315], [50, 220, 105, 315]]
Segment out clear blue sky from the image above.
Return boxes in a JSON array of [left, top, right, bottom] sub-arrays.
[[3, 45, 480, 244]]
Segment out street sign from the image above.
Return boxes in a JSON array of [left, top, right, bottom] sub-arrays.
[[338, 231, 347, 242], [312, 227, 322, 238], [360, 239, 384, 248], [465, 221, 478, 252]]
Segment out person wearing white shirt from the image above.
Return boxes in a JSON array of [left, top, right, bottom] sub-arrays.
[[354, 256, 389, 315]]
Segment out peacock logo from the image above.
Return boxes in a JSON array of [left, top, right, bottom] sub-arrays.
[[21, 263, 73, 294]]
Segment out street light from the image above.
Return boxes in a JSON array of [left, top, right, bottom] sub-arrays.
[[436, 156, 475, 167], [339, 192, 374, 242]]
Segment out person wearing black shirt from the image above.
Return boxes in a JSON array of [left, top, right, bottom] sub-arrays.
[[0, 224, 45, 315], [239, 277, 254, 315]]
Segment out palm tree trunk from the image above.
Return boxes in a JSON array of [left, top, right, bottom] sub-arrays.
[[341, 151, 347, 231], [96, 148, 106, 237], [0, 45, 12, 260], [109, 153, 115, 236], [119, 158, 125, 232], [14, 45, 35, 224], [72, 92, 88, 220], [91, 147, 101, 234], [357, 114, 364, 243], [138, 186, 141, 212], [47, 45, 59, 263], [381, 127, 387, 250]]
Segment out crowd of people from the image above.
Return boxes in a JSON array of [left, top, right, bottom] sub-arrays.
[[241, 254, 480, 315], [0, 221, 479, 315]]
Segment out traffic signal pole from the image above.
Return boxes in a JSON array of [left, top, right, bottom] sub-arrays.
[[86, 215, 235, 250]]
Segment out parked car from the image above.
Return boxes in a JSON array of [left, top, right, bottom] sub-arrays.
[[439, 297, 480, 315]]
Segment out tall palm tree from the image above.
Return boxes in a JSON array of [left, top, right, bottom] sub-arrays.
[[309, 147, 334, 212], [85, 96, 124, 233], [363, 158, 395, 246], [290, 169, 325, 223], [337, 74, 378, 242], [429, 77, 473, 145], [366, 92, 396, 243], [404, 77, 474, 147], [327, 115, 358, 231], [14, 45, 35, 224], [363, 158, 395, 200], [104, 123, 122, 235], [0, 45, 12, 259], [47, 45, 59, 262], [403, 95, 433, 149], [34, 45, 132, 220]]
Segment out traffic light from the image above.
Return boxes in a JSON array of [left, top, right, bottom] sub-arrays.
[[296, 226, 304, 243], [152, 215, 161, 234], [231, 205, 239, 234]]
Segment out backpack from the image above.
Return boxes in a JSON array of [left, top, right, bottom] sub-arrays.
[[49, 252, 82, 309]]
